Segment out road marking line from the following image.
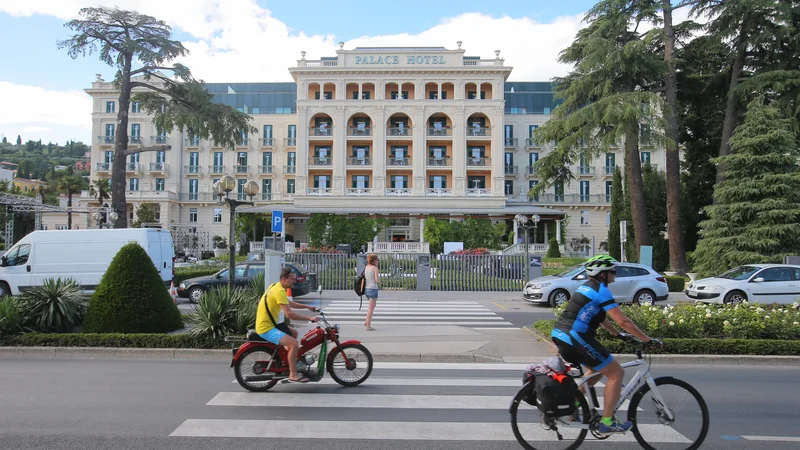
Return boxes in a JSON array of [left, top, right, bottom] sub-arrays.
[[492, 302, 507, 310], [741, 435, 800, 442], [329, 321, 517, 326], [319, 311, 500, 316], [231, 377, 524, 386]]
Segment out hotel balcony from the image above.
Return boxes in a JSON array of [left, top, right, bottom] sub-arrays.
[[284, 138, 297, 147], [233, 165, 250, 175], [150, 135, 168, 145], [125, 163, 142, 174], [466, 157, 491, 167], [576, 166, 596, 176], [504, 165, 519, 175], [185, 137, 201, 147], [184, 165, 202, 175], [346, 188, 372, 196], [427, 126, 452, 137], [97, 136, 115, 145], [465, 126, 491, 137], [308, 188, 333, 196], [208, 165, 225, 175], [180, 193, 216, 202], [504, 138, 518, 148], [525, 166, 537, 177], [126, 190, 178, 201], [258, 165, 274, 175], [284, 165, 297, 174], [525, 138, 542, 148], [257, 192, 294, 202], [427, 157, 451, 167], [387, 157, 411, 167], [129, 136, 143, 144], [235, 138, 249, 148], [309, 157, 332, 166], [347, 126, 372, 137], [518, 193, 612, 204], [309, 127, 334, 138], [386, 126, 412, 138], [147, 162, 169, 175], [386, 188, 412, 196], [602, 166, 616, 176], [426, 188, 452, 196], [347, 157, 371, 167], [261, 137, 275, 147], [466, 188, 491, 196], [95, 162, 112, 173]]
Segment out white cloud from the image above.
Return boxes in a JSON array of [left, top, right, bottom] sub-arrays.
[[23, 126, 52, 133], [0, 81, 91, 144]]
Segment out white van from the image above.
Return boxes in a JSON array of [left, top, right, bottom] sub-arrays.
[[0, 228, 175, 297]]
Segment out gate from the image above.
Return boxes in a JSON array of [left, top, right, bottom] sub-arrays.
[[284, 253, 356, 290]]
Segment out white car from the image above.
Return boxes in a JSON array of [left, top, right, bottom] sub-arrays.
[[522, 262, 669, 307], [686, 264, 800, 304]]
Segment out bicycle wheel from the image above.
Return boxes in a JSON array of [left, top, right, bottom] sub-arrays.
[[627, 377, 709, 450], [510, 383, 590, 450]]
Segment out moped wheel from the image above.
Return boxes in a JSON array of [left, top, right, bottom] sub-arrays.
[[234, 347, 279, 392], [326, 343, 373, 387]]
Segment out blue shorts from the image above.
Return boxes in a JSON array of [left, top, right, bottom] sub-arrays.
[[551, 328, 614, 371], [259, 327, 287, 345], [365, 288, 378, 299]]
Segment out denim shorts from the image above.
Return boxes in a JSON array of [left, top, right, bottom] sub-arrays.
[[365, 288, 379, 299], [259, 327, 287, 345]]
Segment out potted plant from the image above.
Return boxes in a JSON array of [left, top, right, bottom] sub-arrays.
[[213, 235, 228, 257]]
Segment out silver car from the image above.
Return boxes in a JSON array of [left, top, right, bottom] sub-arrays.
[[522, 262, 670, 307]]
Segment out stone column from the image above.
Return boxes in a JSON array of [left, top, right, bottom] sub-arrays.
[[412, 105, 426, 195], [556, 219, 562, 243], [513, 219, 519, 245], [332, 105, 347, 195], [419, 218, 425, 243], [372, 106, 386, 196], [452, 106, 466, 196], [296, 106, 309, 194]]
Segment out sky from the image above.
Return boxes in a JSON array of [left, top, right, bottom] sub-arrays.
[[0, 0, 693, 146]]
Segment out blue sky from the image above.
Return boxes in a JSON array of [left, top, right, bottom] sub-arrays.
[[0, 0, 599, 144]]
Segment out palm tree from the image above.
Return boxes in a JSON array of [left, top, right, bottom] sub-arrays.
[[88, 178, 111, 204], [57, 175, 87, 229]]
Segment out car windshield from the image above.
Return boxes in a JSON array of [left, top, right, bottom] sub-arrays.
[[717, 266, 760, 280], [556, 265, 584, 278]]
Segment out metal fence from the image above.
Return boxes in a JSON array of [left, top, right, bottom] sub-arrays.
[[284, 252, 529, 292]]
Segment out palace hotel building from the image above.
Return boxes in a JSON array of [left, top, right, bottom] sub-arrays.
[[46, 44, 666, 252]]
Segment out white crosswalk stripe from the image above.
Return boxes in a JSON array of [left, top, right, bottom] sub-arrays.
[[171, 363, 691, 444], [318, 299, 518, 328]]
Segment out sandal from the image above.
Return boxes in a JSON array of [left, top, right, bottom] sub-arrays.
[[286, 377, 310, 383], [366, 326, 376, 331]]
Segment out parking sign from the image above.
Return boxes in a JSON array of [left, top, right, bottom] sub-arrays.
[[272, 210, 283, 233]]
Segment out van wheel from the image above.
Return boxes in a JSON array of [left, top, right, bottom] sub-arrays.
[[0, 282, 10, 297], [188, 286, 205, 303]]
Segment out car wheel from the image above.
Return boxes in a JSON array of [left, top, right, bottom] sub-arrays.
[[723, 290, 747, 304], [549, 289, 570, 308], [632, 289, 655, 305], [188, 286, 205, 303]]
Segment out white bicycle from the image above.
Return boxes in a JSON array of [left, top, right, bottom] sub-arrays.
[[510, 340, 710, 450]]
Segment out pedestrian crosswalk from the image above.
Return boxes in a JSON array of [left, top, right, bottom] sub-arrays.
[[313, 299, 518, 329], [170, 362, 692, 445]]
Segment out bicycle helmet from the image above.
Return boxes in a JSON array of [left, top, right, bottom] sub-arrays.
[[584, 254, 618, 277]]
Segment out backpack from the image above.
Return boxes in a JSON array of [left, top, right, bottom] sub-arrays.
[[533, 370, 579, 417], [354, 269, 366, 310]]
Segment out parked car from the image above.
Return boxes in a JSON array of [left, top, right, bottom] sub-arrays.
[[522, 262, 669, 307], [177, 262, 310, 303], [685, 264, 800, 304]]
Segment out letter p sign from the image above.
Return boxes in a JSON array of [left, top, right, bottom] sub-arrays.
[[272, 210, 283, 233]]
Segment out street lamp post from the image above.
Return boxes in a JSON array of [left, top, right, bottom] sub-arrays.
[[93, 206, 119, 229], [213, 175, 259, 290], [515, 214, 541, 282]]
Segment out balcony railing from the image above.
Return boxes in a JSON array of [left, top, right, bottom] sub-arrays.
[[466, 126, 491, 137], [97, 136, 115, 144], [525, 138, 542, 148], [520, 193, 611, 204], [284, 138, 297, 146], [254, 192, 294, 202], [208, 165, 225, 174], [184, 165, 201, 174], [386, 126, 412, 137], [427, 126, 452, 136], [426, 188, 452, 196], [309, 127, 333, 137], [525, 166, 537, 176], [346, 188, 372, 195], [151, 135, 168, 144], [236, 138, 249, 147], [310, 157, 332, 166], [126, 190, 178, 201], [308, 188, 332, 195], [347, 157, 371, 166], [387, 157, 410, 166], [95, 162, 112, 171], [148, 162, 168, 173], [467, 188, 491, 196], [386, 188, 411, 196], [504, 165, 519, 175], [602, 165, 616, 175], [233, 165, 250, 174], [504, 138, 518, 147], [427, 157, 451, 166], [261, 137, 275, 147], [347, 127, 372, 137], [576, 166, 596, 176], [467, 157, 491, 167], [284, 165, 297, 174], [463, 59, 503, 66], [258, 165, 274, 174], [129, 136, 142, 144], [185, 137, 201, 147], [180, 193, 216, 202], [125, 163, 141, 173]]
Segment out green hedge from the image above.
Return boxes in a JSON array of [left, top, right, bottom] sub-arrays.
[[0, 332, 229, 349], [664, 276, 686, 292], [531, 320, 800, 356], [174, 266, 223, 284]]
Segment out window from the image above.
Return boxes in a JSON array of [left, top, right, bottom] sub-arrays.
[[605, 152, 616, 170], [390, 91, 409, 99], [129, 152, 139, 164], [390, 146, 407, 164], [213, 208, 222, 223], [641, 151, 651, 165], [2, 243, 31, 266], [104, 151, 113, 164], [129, 178, 139, 191], [580, 210, 590, 225], [467, 91, 486, 99], [353, 146, 369, 163], [105, 124, 115, 137], [262, 179, 272, 194], [505, 125, 513, 139], [528, 180, 539, 201], [213, 152, 223, 172], [189, 152, 199, 170], [131, 101, 140, 113], [392, 175, 408, 189], [189, 179, 198, 200], [758, 267, 793, 282], [429, 147, 445, 159], [156, 150, 165, 164], [529, 152, 539, 166], [429, 176, 446, 189], [287, 179, 296, 193], [155, 178, 165, 191], [505, 180, 514, 195], [288, 125, 296, 138], [263, 124, 272, 138], [606, 211, 611, 226], [313, 175, 330, 189], [237, 179, 247, 198], [262, 152, 272, 168], [467, 176, 485, 189], [287, 152, 296, 171], [605, 181, 613, 201], [554, 182, 564, 202], [237, 152, 247, 170], [189, 208, 198, 223], [580, 181, 590, 202], [130, 124, 140, 142], [352, 175, 369, 189], [106, 101, 115, 113]]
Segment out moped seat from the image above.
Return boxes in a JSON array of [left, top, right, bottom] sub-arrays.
[[246, 329, 267, 342]]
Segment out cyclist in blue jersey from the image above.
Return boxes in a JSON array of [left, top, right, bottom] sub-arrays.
[[551, 255, 659, 433]]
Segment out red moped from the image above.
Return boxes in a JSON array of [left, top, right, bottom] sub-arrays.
[[227, 310, 373, 391]]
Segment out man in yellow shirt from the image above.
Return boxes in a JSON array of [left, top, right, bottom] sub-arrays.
[[256, 267, 318, 383]]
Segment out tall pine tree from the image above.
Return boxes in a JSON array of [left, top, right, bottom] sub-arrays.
[[692, 98, 800, 276]]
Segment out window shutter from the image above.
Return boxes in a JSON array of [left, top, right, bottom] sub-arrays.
[[403, 176, 408, 189], [352, 178, 357, 189]]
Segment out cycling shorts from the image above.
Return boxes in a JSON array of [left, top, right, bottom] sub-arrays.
[[551, 328, 614, 371]]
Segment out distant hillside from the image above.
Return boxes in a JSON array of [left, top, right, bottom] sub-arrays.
[[0, 138, 91, 180]]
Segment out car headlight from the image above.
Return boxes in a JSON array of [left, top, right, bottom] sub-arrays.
[[703, 285, 724, 292], [179, 282, 186, 288], [528, 283, 551, 289]]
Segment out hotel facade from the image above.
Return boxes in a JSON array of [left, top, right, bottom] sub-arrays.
[[46, 45, 666, 253]]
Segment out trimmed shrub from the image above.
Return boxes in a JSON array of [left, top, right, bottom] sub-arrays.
[[0, 332, 228, 349], [83, 243, 183, 333], [664, 276, 686, 292], [18, 278, 86, 333], [546, 238, 561, 258]]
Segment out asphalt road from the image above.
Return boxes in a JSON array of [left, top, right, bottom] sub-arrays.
[[0, 357, 797, 449]]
